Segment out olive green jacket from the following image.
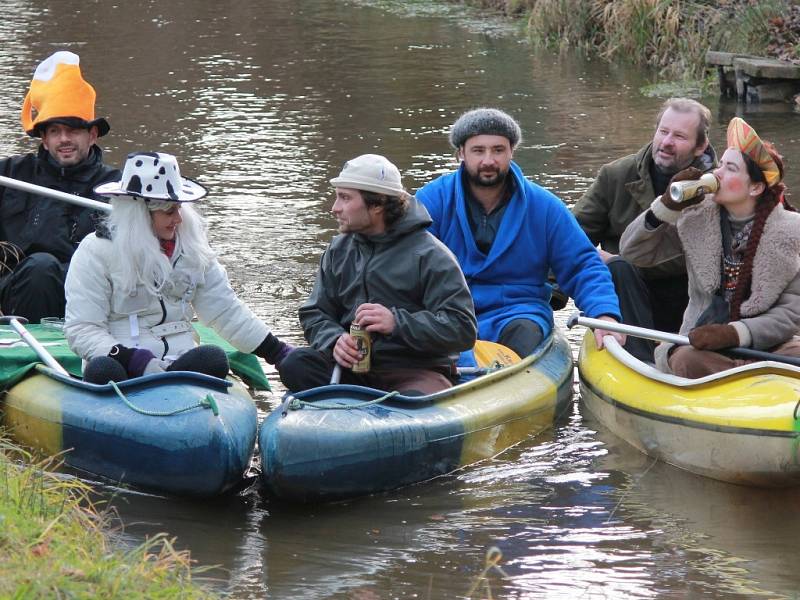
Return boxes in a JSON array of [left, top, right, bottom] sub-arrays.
[[572, 142, 716, 279]]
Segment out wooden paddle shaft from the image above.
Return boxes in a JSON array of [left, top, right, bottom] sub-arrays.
[[0, 175, 111, 213]]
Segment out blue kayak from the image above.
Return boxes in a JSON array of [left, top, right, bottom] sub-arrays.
[[259, 331, 573, 502], [3, 365, 257, 497]]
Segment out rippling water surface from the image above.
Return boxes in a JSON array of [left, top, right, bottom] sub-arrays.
[[2, 1, 800, 597]]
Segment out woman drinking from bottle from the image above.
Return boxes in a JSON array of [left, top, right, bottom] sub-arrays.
[[620, 117, 800, 377]]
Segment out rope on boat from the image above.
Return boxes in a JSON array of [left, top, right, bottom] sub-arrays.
[[109, 381, 219, 417], [286, 390, 400, 411]]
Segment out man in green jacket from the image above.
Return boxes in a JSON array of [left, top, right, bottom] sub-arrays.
[[278, 154, 477, 394], [573, 98, 716, 361]]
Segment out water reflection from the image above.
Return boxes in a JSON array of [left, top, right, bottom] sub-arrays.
[[592, 417, 800, 598], [3, 0, 800, 598]]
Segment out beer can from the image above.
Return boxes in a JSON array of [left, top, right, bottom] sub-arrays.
[[668, 172, 719, 203], [350, 323, 371, 373]]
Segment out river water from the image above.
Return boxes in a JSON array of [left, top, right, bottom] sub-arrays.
[[2, 0, 800, 598]]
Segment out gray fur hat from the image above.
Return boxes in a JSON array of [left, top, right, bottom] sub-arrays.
[[449, 108, 522, 149]]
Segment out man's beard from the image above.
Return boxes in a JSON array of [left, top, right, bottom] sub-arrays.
[[467, 167, 508, 188], [653, 145, 699, 176], [653, 160, 683, 177]]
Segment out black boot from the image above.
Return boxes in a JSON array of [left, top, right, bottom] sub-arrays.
[[83, 356, 128, 384], [167, 345, 230, 379]]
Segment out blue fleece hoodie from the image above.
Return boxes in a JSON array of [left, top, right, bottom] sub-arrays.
[[416, 161, 620, 342]]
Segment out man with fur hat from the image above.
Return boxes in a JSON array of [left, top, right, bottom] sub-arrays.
[[278, 154, 477, 394], [416, 108, 623, 359], [0, 51, 118, 322], [573, 98, 716, 361]]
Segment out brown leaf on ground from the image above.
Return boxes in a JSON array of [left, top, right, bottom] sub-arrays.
[[61, 568, 87, 579]]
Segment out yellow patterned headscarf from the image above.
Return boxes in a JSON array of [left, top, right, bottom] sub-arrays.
[[726, 117, 781, 187]]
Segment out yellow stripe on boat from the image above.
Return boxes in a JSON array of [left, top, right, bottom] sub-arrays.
[[455, 365, 558, 467], [577, 331, 800, 486], [580, 333, 800, 432], [4, 373, 64, 455]]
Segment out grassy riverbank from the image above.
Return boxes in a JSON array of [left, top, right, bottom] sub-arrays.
[[457, 0, 798, 81], [0, 438, 215, 598]]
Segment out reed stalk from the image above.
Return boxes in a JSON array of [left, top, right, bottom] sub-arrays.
[[460, 0, 794, 80]]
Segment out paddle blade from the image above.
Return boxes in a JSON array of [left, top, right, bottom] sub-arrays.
[[474, 340, 521, 368]]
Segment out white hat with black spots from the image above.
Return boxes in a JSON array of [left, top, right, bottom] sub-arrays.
[[94, 152, 207, 202]]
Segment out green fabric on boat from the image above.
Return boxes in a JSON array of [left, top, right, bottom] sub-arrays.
[[0, 324, 270, 392], [195, 325, 270, 390]]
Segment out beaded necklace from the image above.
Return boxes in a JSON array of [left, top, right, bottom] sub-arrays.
[[721, 217, 753, 303]]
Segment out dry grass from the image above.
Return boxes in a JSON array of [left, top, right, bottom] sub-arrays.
[[0, 437, 217, 598], [461, 0, 793, 79]]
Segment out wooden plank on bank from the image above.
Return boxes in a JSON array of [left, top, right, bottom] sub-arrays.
[[705, 51, 757, 66], [733, 57, 800, 80]]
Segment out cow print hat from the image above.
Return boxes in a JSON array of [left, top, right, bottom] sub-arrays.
[[94, 152, 207, 202]]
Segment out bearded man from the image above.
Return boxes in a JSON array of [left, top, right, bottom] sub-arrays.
[[416, 108, 623, 358], [278, 154, 477, 394]]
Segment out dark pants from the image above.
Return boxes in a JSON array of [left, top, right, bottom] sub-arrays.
[[498, 319, 543, 358], [0, 253, 67, 323], [669, 337, 800, 378], [607, 257, 688, 363], [278, 347, 452, 395]]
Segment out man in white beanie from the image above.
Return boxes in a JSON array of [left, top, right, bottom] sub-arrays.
[[278, 154, 477, 394], [416, 107, 624, 360], [0, 51, 118, 322]]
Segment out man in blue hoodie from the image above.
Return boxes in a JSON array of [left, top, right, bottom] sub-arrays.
[[416, 108, 623, 358]]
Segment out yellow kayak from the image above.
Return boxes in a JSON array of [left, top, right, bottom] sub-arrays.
[[577, 331, 800, 487]]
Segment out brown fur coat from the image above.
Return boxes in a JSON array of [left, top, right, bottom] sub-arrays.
[[621, 197, 800, 371]]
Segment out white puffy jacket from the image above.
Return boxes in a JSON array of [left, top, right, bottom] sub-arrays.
[[64, 233, 269, 362]]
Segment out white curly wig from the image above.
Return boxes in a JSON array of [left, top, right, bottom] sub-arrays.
[[104, 197, 216, 296]]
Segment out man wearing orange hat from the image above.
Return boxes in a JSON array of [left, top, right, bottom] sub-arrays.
[[0, 51, 119, 323]]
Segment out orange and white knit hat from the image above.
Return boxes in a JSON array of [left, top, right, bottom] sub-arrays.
[[20, 51, 109, 138], [726, 117, 780, 187]]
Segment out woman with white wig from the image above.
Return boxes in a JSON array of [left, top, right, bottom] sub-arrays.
[[64, 151, 292, 383]]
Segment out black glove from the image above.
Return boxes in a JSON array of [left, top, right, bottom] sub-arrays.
[[255, 333, 295, 367], [108, 344, 162, 378]]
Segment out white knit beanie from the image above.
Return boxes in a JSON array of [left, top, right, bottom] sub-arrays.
[[330, 154, 405, 196]]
